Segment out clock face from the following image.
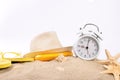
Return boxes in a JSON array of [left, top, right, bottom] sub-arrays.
[[73, 36, 99, 60]]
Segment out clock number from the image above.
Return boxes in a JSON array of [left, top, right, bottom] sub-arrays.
[[80, 41, 83, 44], [89, 54, 91, 58], [80, 52, 83, 55], [78, 49, 81, 52], [84, 55, 86, 58], [77, 45, 80, 47], [94, 44, 96, 47], [94, 49, 97, 51]]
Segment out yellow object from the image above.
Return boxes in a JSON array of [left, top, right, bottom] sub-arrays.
[[2, 52, 34, 63], [3, 52, 21, 58], [0, 59, 11, 69], [24, 46, 72, 58], [5, 58, 34, 62], [0, 52, 11, 69], [0, 51, 34, 69], [35, 51, 72, 61]]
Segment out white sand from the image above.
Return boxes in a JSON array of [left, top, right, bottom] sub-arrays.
[[0, 57, 114, 80]]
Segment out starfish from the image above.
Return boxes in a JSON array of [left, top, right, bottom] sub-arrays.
[[102, 64, 120, 80], [98, 49, 120, 80], [98, 49, 120, 65]]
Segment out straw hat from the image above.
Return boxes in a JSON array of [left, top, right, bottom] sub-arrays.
[[30, 31, 62, 52]]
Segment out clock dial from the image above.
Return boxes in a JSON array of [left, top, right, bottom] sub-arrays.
[[74, 36, 99, 60]]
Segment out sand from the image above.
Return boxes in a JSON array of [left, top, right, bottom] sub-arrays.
[[0, 57, 114, 80]]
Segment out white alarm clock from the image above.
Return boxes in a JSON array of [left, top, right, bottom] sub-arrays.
[[73, 23, 102, 60]]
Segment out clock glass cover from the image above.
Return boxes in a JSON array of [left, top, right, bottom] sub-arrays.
[[73, 36, 99, 60]]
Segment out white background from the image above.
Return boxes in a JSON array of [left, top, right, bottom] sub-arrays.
[[0, 0, 120, 59]]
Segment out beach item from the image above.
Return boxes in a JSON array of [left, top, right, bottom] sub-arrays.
[[30, 31, 62, 52], [6, 58, 34, 62], [73, 23, 102, 60], [0, 59, 11, 69], [0, 51, 34, 69], [102, 64, 120, 80], [55, 54, 67, 62], [0, 52, 11, 69], [24, 31, 72, 61], [1, 52, 34, 62], [24, 46, 72, 58], [98, 49, 120, 80], [98, 49, 120, 65], [35, 51, 72, 61]]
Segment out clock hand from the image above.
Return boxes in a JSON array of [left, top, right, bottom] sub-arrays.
[[87, 49, 89, 54], [86, 39, 90, 49], [87, 39, 90, 46], [86, 39, 90, 54]]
